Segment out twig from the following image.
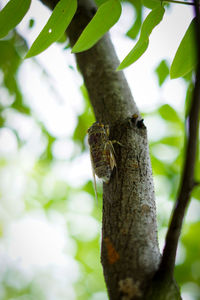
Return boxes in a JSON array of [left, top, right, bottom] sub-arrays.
[[157, 0, 200, 280], [162, 0, 198, 6]]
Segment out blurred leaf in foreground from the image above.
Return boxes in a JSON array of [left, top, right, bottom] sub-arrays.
[[0, 0, 31, 38], [155, 59, 169, 86], [170, 18, 197, 79]]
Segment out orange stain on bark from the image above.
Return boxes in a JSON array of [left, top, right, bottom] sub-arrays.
[[104, 237, 120, 264]]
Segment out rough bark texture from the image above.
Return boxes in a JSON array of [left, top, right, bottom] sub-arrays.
[[40, 0, 181, 298], [101, 118, 160, 299]]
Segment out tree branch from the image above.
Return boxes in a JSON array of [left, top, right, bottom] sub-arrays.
[[157, 0, 200, 280], [65, 2, 161, 298], [38, 0, 181, 298]]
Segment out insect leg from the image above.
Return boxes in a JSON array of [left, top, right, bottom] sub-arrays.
[[111, 140, 124, 147], [105, 125, 110, 137]]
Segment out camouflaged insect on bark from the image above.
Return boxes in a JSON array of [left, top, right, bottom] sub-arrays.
[[87, 122, 116, 184]]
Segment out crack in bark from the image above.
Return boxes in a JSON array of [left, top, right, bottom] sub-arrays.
[[136, 154, 142, 180]]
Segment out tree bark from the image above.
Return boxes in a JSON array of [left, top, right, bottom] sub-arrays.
[[40, 0, 181, 298]]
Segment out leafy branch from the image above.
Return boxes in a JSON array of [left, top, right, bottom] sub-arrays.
[[157, 0, 200, 280]]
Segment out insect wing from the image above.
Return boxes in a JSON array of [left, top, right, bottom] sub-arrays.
[[89, 151, 98, 204], [88, 122, 118, 198], [105, 141, 117, 170]]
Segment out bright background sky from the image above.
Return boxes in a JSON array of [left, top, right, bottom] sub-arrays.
[[0, 1, 199, 300]]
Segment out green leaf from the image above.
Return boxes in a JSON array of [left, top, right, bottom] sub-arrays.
[[29, 18, 35, 29], [126, 0, 142, 40], [117, 5, 165, 70], [155, 59, 169, 86], [142, 0, 160, 9], [192, 185, 200, 201], [127, 13, 142, 40], [95, 0, 108, 6], [151, 155, 168, 175], [82, 181, 95, 197], [175, 222, 200, 285], [158, 104, 182, 123], [159, 136, 182, 147], [170, 18, 197, 79], [72, 0, 121, 53], [26, 0, 77, 58], [118, 40, 149, 70], [0, 0, 31, 38]]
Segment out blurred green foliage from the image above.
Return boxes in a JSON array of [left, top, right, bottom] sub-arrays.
[[0, 31, 30, 116], [73, 85, 95, 151], [155, 60, 169, 87], [0, 2, 200, 300], [29, 18, 35, 29], [175, 222, 200, 300]]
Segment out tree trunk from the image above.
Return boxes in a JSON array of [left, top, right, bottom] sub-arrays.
[[40, 0, 182, 298]]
